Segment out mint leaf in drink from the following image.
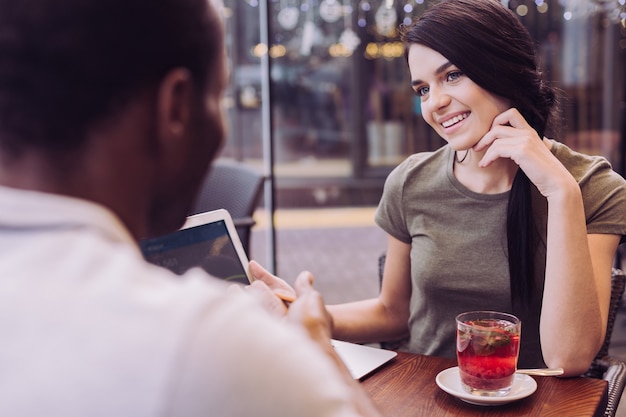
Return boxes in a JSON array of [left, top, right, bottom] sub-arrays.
[[468, 320, 512, 355]]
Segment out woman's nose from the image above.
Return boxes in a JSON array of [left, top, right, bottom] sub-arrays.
[[425, 87, 451, 112]]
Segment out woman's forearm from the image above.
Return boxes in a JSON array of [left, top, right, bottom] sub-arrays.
[[540, 180, 608, 375], [328, 298, 409, 344]]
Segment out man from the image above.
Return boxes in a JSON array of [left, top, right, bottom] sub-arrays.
[[0, 0, 381, 416]]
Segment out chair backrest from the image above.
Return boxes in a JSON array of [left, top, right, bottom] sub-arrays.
[[602, 269, 626, 357], [584, 268, 626, 417], [585, 268, 626, 378], [190, 159, 264, 254]]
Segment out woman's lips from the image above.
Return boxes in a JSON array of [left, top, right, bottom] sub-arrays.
[[441, 112, 470, 128]]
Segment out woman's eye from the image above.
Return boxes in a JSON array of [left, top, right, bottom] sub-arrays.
[[415, 86, 429, 97], [447, 71, 463, 82]]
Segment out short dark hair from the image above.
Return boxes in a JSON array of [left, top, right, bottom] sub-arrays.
[[0, 0, 222, 154], [401, 0, 560, 307]]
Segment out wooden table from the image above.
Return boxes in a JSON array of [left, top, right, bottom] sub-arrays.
[[361, 352, 608, 417]]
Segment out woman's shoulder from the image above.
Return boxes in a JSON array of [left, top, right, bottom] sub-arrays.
[[551, 139, 626, 206], [550, 140, 616, 180], [550, 140, 626, 236]]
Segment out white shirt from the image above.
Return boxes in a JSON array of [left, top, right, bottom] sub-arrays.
[[0, 186, 361, 416]]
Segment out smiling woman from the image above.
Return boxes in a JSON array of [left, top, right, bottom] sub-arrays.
[[318, 0, 626, 377]]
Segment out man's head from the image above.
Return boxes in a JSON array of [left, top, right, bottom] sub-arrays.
[[0, 0, 227, 238]]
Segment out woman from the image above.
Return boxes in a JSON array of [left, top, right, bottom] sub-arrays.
[[252, 0, 626, 376]]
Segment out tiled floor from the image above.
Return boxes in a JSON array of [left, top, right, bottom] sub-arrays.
[[250, 207, 385, 304], [252, 206, 626, 416]]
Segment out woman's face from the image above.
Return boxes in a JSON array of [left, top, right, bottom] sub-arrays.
[[407, 43, 510, 151]]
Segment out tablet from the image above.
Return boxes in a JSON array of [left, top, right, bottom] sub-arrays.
[[139, 209, 252, 285]]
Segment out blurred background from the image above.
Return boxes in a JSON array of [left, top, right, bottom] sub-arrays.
[[215, 0, 625, 276]]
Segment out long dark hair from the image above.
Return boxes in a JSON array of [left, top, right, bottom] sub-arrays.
[[400, 0, 559, 306]]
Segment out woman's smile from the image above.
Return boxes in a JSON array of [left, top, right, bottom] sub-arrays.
[[441, 112, 470, 129], [408, 43, 511, 151]]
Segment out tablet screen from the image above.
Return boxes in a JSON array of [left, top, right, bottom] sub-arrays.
[[140, 219, 250, 285]]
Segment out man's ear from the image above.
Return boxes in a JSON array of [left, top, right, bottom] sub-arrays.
[[155, 68, 194, 156]]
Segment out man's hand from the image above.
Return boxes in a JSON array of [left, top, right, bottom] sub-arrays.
[[232, 280, 290, 317], [248, 260, 333, 341], [246, 261, 381, 416], [249, 260, 297, 303], [287, 272, 334, 343]]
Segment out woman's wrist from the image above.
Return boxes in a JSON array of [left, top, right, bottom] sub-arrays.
[[544, 175, 582, 205]]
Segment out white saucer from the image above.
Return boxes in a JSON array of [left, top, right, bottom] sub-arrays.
[[435, 366, 537, 406]]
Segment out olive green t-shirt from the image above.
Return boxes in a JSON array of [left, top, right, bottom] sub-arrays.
[[375, 141, 626, 367]]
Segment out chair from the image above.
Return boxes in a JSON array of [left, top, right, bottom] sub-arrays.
[[190, 159, 264, 255], [378, 252, 626, 417], [583, 268, 626, 417]]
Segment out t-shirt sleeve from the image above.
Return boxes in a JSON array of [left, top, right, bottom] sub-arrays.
[[576, 157, 626, 240], [167, 290, 366, 417], [374, 160, 412, 244]]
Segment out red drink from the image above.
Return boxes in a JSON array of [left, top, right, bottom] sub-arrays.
[[456, 312, 521, 396]]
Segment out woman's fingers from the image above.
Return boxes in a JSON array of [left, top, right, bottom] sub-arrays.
[[472, 108, 542, 167], [477, 132, 534, 167], [473, 109, 532, 153]]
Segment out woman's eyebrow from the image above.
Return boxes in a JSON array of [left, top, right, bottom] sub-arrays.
[[411, 61, 454, 87]]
